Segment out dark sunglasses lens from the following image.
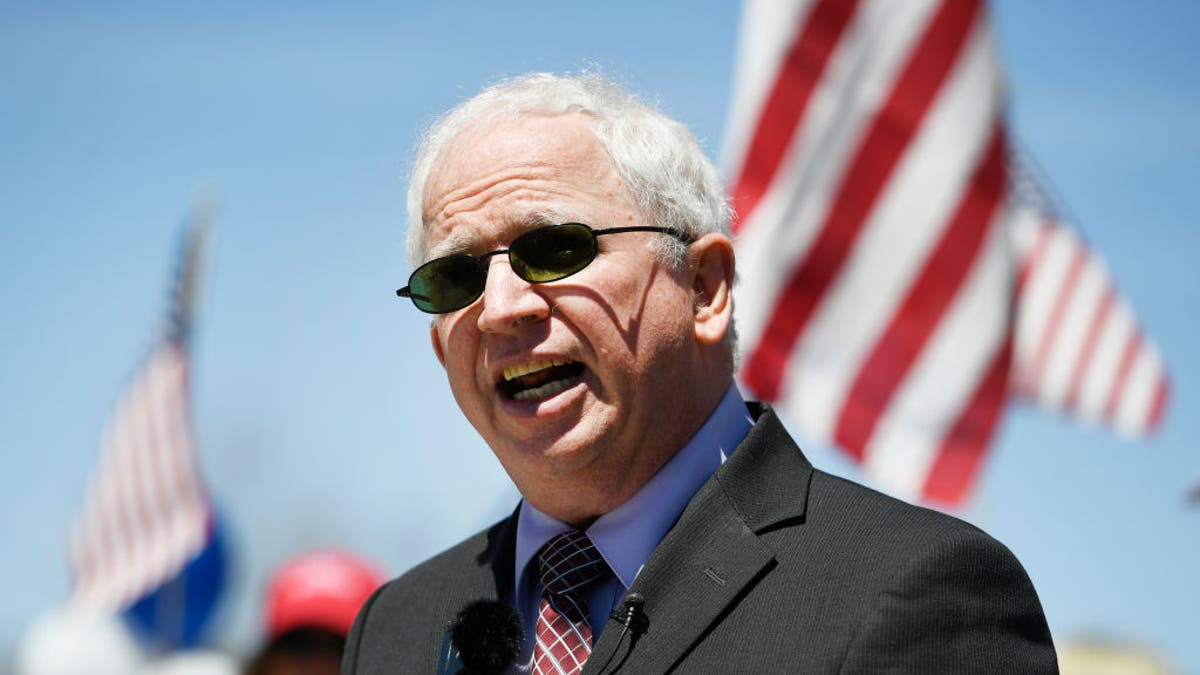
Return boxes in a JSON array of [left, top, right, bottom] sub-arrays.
[[408, 255, 485, 313], [510, 224, 598, 282]]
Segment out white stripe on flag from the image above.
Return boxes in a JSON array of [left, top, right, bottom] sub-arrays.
[[1114, 343, 1165, 435], [1077, 301, 1134, 423], [1014, 220, 1075, 393], [1040, 252, 1105, 408]]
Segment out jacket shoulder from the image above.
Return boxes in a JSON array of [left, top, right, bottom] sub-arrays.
[[808, 468, 990, 543], [802, 471, 1057, 672]]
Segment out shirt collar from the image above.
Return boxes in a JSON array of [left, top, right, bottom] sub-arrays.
[[515, 382, 752, 592]]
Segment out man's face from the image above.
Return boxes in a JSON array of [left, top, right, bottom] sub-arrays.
[[421, 113, 702, 524]]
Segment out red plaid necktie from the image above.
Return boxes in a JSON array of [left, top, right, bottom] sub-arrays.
[[533, 530, 608, 675]]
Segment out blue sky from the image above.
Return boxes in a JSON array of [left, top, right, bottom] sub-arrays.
[[2, 1, 1197, 669]]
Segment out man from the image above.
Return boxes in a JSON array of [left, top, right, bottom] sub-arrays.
[[344, 73, 1057, 673]]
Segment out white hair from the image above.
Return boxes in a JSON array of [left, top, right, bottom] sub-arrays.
[[405, 71, 732, 267]]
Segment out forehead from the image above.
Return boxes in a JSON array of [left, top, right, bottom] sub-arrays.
[[421, 113, 629, 258]]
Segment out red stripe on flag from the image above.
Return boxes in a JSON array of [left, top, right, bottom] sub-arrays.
[[131, 376, 160, 570], [922, 331, 1013, 504], [109, 426, 135, 589], [1063, 287, 1114, 412], [164, 352, 192, 501], [731, 0, 860, 231], [1026, 244, 1086, 395], [73, 514, 98, 602], [1013, 218, 1053, 398], [1102, 331, 1140, 421], [742, 0, 983, 401], [149, 353, 185, 577], [835, 125, 1008, 459], [1147, 376, 1169, 431], [1016, 218, 1053, 295]]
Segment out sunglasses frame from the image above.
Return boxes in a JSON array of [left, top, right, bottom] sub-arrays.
[[396, 223, 694, 314]]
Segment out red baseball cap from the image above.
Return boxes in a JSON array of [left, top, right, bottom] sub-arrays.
[[264, 550, 385, 639]]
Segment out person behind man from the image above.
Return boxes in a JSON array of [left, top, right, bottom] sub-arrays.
[[250, 550, 384, 675], [343, 72, 1057, 674]]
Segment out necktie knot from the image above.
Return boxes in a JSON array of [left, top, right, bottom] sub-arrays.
[[537, 530, 606, 597], [532, 530, 606, 675]]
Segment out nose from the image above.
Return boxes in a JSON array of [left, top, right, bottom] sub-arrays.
[[476, 255, 551, 333]]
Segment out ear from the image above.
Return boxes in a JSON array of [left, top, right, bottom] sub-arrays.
[[430, 321, 448, 368], [689, 234, 735, 346]]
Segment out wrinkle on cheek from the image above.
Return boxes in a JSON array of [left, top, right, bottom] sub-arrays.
[[433, 315, 472, 370]]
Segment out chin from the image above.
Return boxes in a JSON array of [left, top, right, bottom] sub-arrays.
[[501, 438, 605, 484]]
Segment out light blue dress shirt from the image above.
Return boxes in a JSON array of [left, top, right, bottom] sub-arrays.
[[512, 382, 753, 667]]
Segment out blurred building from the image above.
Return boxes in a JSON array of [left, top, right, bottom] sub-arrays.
[[1058, 638, 1176, 675]]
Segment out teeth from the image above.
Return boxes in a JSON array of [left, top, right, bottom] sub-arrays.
[[503, 359, 568, 381], [513, 378, 573, 401]]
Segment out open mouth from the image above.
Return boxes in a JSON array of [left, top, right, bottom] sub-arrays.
[[499, 359, 586, 401]]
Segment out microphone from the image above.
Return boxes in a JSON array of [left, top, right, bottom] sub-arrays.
[[610, 592, 649, 637], [594, 592, 649, 673], [444, 600, 524, 675]]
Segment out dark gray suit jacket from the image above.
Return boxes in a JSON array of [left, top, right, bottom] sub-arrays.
[[344, 403, 1057, 673]]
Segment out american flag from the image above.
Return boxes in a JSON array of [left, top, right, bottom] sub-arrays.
[[69, 206, 217, 613], [1008, 154, 1169, 437], [725, 0, 1169, 505]]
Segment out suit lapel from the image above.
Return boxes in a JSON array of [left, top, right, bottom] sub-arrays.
[[585, 404, 813, 673], [432, 510, 518, 670], [585, 485, 775, 674], [482, 508, 519, 602]]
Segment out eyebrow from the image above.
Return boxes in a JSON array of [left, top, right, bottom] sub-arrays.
[[424, 231, 475, 261], [422, 208, 580, 261]]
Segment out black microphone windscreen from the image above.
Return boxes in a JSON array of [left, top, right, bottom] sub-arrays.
[[448, 600, 523, 675]]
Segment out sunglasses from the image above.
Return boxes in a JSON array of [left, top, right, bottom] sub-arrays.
[[397, 222, 693, 314]]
